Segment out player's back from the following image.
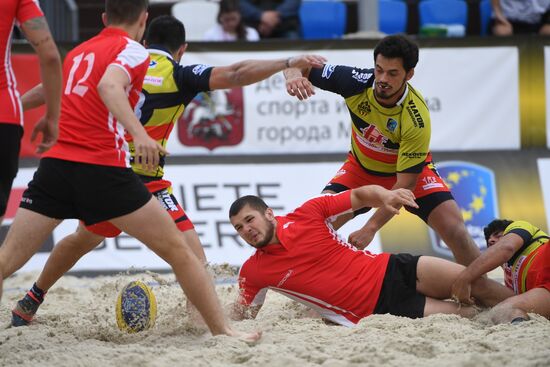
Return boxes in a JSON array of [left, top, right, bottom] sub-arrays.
[[44, 27, 149, 168]]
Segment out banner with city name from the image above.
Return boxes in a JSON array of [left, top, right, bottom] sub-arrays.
[[15, 47, 520, 158]]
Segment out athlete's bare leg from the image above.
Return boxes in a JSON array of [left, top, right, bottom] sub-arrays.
[[416, 256, 514, 308], [427, 200, 481, 266], [180, 228, 211, 328], [35, 223, 104, 292], [489, 288, 550, 323], [110, 197, 260, 341], [423, 297, 479, 318], [0, 208, 62, 300], [181, 228, 207, 264]]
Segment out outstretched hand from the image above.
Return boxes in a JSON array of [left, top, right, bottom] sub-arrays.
[[133, 132, 168, 172], [31, 115, 59, 154], [285, 55, 326, 101], [451, 276, 476, 305], [348, 228, 375, 250], [381, 188, 418, 215], [286, 76, 315, 101], [287, 55, 327, 70]]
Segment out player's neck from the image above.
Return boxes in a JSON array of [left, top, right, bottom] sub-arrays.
[[108, 24, 142, 41], [374, 86, 406, 108]]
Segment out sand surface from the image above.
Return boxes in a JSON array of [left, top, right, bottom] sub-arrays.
[[1, 269, 549, 367]]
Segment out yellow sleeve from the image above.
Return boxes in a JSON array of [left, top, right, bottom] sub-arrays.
[[504, 221, 539, 237]]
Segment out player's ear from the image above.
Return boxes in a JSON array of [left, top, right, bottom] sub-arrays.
[[140, 11, 149, 27], [406, 68, 414, 81], [265, 208, 275, 221], [176, 44, 187, 62], [101, 12, 108, 27]]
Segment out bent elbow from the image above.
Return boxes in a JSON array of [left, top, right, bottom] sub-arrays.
[[97, 80, 115, 101]]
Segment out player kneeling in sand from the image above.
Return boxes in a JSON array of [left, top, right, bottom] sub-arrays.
[[452, 219, 550, 324], [228, 186, 514, 326]]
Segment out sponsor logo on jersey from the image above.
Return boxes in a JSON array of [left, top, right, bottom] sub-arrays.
[[351, 69, 372, 83], [359, 125, 388, 146], [143, 75, 163, 86], [148, 60, 157, 68], [357, 100, 371, 116], [429, 161, 499, 256], [405, 100, 425, 128], [277, 269, 294, 287], [321, 64, 336, 79], [386, 118, 398, 132], [178, 88, 244, 150], [192, 64, 209, 75], [401, 152, 427, 159], [333, 168, 347, 178]]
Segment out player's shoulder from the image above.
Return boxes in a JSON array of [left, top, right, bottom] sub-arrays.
[[402, 84, 430, 127], [405, 84, 429, 111], [121, 37, 149, 61], [505, 220, 539, 235]]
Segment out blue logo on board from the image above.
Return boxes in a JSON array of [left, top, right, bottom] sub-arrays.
[[429, 161, 499, 256]]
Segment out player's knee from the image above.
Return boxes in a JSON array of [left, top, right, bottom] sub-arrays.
[[153, 235, 195, 265]]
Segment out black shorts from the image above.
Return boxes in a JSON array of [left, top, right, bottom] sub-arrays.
[[0, 124, 23, 216], [373, 253, 426, 318], [20, 158, 152, 225]]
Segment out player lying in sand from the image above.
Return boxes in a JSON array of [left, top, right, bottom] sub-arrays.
[[227, 185, 514, 326], [452, 219, 550, 324]]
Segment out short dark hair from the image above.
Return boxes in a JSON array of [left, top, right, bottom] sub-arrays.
[[229, 195, 268, 218], [105, 0, 149, 25], [483, 219, 514, 245], [373, 35, 419, 72], [145, 15, 186, 52]]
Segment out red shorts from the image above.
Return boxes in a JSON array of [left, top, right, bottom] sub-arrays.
[[85, 179, 194, 238], [325, 153, 453, 221], [327, 153, 450, 198], [526, 242, 550, 292]]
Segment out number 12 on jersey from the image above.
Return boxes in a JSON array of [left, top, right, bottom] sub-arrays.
[[64, 52, 95, 97]]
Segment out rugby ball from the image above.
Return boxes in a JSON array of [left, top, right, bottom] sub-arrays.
[[116, 280, 157, 333]]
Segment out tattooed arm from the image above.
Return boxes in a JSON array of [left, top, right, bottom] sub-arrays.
[[20, 16, 62, 153]]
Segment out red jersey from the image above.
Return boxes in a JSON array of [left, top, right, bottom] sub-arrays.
[[43, 27, 149, 167], [0, 0, 43, 125], [237, 191, 391, 327]]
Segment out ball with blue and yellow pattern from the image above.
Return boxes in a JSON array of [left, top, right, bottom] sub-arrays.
[[116, 280, 157, 333]]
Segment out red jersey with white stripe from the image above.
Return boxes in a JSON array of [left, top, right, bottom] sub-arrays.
[[237, 191, 391, 327], [43, 27, 149, 167], [0, 0, 43, 125]]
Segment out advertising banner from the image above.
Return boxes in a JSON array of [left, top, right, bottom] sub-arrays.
[[14, 47, 520, 157], [168, 47, 520, 155], [3, 163, 382, 273]]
